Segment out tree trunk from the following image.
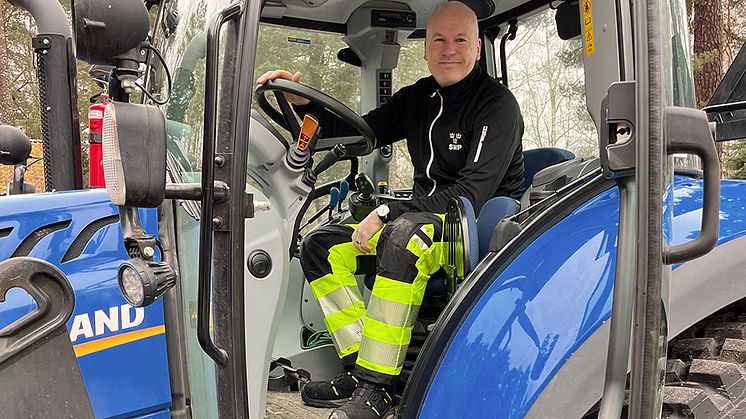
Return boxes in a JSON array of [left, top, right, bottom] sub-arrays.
[[0, 4, 16, 125], [692, 0, 724, 160]]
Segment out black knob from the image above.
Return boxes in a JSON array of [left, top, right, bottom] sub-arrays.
[[248, 250, 272, 278], [354, 173, 375, 196]]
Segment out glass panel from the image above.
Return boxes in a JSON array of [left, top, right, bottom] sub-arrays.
[[251, 24, 360, 228], [497, 9, 598, 157], [664, 0, 700, 171], [252, 24, 361, 144], [149, 1, 231, 416], [390, 40, 429, 191]]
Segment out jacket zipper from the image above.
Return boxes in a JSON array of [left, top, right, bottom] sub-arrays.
[[426, 91, 444, 196], [473, 125, 488, 163]]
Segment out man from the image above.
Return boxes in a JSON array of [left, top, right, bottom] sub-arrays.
[[257, 2, 524, 418]]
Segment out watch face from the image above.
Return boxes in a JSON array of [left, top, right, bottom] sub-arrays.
[[377, 205, 389, 217]]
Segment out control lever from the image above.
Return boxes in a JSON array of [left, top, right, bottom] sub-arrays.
[[348, 173, 378, 221], [311, 144, 347, 180], [286, 114, 319, 171], [299, 187, 340, 231], [328, 187, 340, 221], [337, 180, 349, 212], [355, 173, 375, 197]]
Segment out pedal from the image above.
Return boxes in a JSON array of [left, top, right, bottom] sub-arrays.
[[267, 357, 311, 392]]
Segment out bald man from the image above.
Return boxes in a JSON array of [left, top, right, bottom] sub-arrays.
[[258, 3, 524, 418]]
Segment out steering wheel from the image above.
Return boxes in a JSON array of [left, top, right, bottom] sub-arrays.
[[254, 79, 375, 157]]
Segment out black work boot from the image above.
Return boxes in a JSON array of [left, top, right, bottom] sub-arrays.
[[301, 370, 358, 408], [328, 380, 395, 419]]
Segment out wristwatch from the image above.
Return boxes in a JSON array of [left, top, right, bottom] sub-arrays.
[[376, 204, 390, 223]]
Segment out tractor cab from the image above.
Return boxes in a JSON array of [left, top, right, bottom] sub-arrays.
[[122, 0, 633, 416], [12, 0, 724, 417], [93, 0, 721, 415]]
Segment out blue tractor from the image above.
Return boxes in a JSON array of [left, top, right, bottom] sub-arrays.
[[1, 0, 745, 418]]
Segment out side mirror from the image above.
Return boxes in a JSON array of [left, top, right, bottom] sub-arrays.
[[102, 102, 166, 207], [0, 125, 31, 166], [555, 0, 581, 41]]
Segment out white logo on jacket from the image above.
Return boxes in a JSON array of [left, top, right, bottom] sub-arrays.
[[448, 132, 463, 151]]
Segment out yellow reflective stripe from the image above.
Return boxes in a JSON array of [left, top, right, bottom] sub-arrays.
[[422, 224, 435, 239], [317, 285, 363, 317], [339, 341, 360, 359], [367, 295, 419, 328], [405, 238, 426, 258], [309, 273, 359, 298], [371, 276, 427, 306], [356, 357, 401, 376], [362, 317, 411, 346], [359, 338, 408, 370], [416, 242, 444, 276], [324, 301, 366, 333]]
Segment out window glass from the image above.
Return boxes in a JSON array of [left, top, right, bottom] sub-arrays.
[[252, 25, 358, 229], [497, 9, 598, 157], [389, 40, 429, 191]]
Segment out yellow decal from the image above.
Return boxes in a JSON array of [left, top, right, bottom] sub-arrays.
[[582, 0, 595, 57], [73, 325, 166, 357]]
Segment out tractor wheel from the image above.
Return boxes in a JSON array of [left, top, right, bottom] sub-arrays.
[[663, 312, 746, 418]]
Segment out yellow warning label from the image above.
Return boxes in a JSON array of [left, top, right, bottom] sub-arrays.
[[582, 0, 595, 57]]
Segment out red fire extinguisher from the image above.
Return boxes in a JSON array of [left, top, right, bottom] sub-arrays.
[[88, 95, 108, 188]]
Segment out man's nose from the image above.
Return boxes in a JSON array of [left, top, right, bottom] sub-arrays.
[[441, 41, 457, 55]]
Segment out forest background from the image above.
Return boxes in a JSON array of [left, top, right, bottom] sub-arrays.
[[0, 0, 745, 190]]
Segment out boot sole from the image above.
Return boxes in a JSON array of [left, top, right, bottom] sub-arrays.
[[300, 389, 348, 409]]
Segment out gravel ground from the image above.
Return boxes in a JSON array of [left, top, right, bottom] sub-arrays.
[[266, 391, 334, 419]]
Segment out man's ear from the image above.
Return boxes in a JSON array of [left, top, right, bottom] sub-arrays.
[[476, 38, 482, 58], [423, 40, 427, 59]]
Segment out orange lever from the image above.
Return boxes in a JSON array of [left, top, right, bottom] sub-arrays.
[[297, 114, 319, 152]]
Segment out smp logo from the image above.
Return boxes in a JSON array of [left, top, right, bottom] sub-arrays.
[[69, 304, 145, 342], [448, 132, 463, 151]]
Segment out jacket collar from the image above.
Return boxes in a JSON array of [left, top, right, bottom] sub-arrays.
[[429, 65, 483, 100]]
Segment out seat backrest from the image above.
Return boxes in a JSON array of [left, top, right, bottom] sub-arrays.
[[522, 147, 576, 190], [457, 197, 480, 272], [475, 196, 519, 259]]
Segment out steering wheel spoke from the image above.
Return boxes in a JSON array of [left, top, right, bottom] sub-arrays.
[[273, 91, 301, 141]]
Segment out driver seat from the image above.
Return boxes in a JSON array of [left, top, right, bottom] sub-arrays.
[[363, 147, 576, 296], [362, 196, 519, 296]]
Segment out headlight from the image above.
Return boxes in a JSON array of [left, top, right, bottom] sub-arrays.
[[118, 258, 176, 307], [100, 101, 167, 208], [102, 102, 126, 205]]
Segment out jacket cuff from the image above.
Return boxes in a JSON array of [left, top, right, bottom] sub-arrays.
[[386, 201, 408, 222]]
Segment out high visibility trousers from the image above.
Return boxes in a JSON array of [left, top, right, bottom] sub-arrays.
[[299, 212, 444, 386]]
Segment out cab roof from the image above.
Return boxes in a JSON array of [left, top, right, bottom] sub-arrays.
[[261, 0, 554, 34]]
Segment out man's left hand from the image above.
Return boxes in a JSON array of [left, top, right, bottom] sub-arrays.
[[351, 210, 384, 254]]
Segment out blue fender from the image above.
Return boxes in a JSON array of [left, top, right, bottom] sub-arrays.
[[0, 189, 171, 418], [415, 176, 746, 418]]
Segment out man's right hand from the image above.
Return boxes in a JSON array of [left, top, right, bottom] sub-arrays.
[[255, 70, 311, 106]]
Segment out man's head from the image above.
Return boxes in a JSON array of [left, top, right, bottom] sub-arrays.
[[425, 2, 481, 87]]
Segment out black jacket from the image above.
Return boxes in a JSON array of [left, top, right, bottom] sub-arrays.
[[296, 65, 525, 221]]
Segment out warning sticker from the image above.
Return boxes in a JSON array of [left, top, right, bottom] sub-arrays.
[[582, 0, 595, 57]]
